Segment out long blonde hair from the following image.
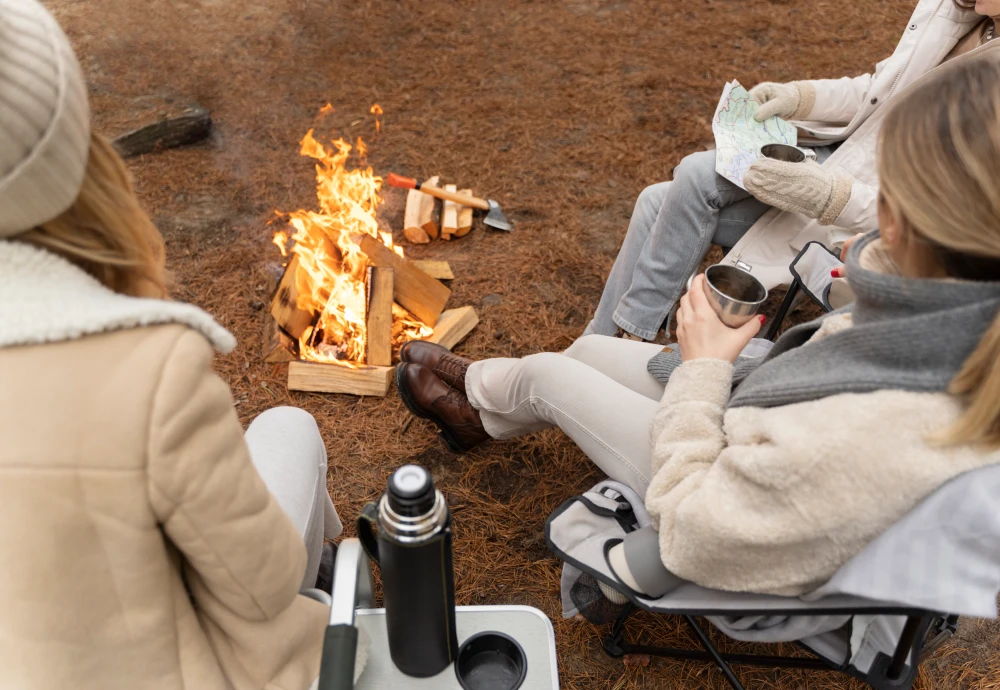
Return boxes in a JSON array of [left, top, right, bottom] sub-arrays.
[[878, 54, 1000, 449], [17, 132, 167, 299]]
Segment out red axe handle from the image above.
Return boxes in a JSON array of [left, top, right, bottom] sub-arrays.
[[385, 173, 490, 211]]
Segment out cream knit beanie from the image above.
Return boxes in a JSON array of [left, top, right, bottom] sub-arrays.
[[0, 0, 90, 237]]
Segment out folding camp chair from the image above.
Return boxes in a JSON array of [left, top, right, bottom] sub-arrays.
[[546, 463, 1000, 690], [546, 244, 1000, 689]]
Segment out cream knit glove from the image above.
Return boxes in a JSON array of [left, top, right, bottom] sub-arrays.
[[749, 81, 817, 122], [745, 158, 854, 225]]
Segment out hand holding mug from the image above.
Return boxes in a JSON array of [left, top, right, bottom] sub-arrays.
[[677, 275, 765, 363]]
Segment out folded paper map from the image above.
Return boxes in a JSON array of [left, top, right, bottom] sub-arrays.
[[712, 80, 798, 190]]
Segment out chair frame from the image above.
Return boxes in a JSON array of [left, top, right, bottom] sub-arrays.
[[601, 604, 957, 690]]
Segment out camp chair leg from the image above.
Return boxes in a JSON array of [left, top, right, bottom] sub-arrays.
[[764, 280, 800, 341], [683, 615, 747, 690], [887, 616, 924, 680]]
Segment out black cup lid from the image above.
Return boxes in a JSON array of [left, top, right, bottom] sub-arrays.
[[387, 464, 435, 517]]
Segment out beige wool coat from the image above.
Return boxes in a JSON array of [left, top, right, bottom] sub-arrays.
[[0, 241, 326, 690], [645, 241, 1000, 596]]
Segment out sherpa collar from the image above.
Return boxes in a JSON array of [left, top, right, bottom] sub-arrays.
[[0, 240, 236, 353]]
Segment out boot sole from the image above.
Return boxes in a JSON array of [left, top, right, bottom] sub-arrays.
[[395, 363, 473, 454]]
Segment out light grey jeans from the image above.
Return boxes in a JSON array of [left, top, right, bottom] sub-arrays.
[[466, 335, 667, 495], [245, 406, 343, 589]]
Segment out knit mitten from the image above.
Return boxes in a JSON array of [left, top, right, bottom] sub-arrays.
[[749, 81, 817, 122], [745, 158, 854, 225]]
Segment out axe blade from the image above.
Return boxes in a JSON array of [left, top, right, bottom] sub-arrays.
[[484, 199, 512, 231]]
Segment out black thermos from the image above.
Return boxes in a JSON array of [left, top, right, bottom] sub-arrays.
[[358, 465, 458, 677]]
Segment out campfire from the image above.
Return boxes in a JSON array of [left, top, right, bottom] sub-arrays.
[[263, 108, 480, 396]]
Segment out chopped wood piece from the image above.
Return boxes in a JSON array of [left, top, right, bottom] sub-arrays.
[[454, 188, 474, 237], [421, 175, 440, 239], [366, 267, 394, 366], [441, 183, 459, 240], [262, 323, 297, 362], [412, 260, 454, 280], [403, 225, 431, 244], [269, 255, 314, 339], [356, 234, 451, 327], [112, 104, 212, 158], [425, 306, 479, 350], [288, 361, 393, 396]]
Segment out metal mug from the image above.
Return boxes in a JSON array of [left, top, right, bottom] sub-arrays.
[[759, 143, 806, 163], [701, 264, 768, 327]]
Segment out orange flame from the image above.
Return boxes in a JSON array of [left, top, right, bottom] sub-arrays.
[[370, 103, 383, 133], [274, 118, 431, 366]]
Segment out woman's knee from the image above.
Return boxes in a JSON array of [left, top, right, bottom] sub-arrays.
[[564, 334, 607, 364], [672, 149, 720, 194], [633, 181, 671, 218]]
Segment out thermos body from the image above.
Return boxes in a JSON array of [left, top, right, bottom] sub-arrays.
[[358, 465, 459, 678]]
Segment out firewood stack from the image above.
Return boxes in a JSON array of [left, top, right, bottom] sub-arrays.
[[263, 238, 479, 397], [402, 176, 475, 244]]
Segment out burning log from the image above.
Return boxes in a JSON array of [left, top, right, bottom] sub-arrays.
[[412, 260, 454, 280], [366, 267, 394, 367], [403, 175, 440, 244], [260, 263, 298, 362], [355, 233, 451, 327], [455, 188, 474, 237], [425, 306, 479, 350], [269, 255, 315, 339], [287, 361, 393, 396]]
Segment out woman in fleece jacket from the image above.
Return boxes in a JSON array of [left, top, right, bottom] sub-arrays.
[[396, 54, 1000, 595], [586, 0, 997, 342], [0, 1, 356, 688]]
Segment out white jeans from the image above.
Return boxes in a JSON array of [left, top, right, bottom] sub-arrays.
[[465, 336, 667, 495], [245, 406, 343, 589]]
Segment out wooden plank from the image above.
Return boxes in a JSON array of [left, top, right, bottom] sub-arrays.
[[425, 306, 479, 350], [441, 183, 458, 240], [288, 361, 393, 396], [455, 188, 474, 237], [112, 104, 212, 158], [412, 260, 454, 281], [262, 319, 297, 362], [269, 255, 314, 339], [366, 267, 393, 366], [420, 175, 440, 239], [356, 233, 450, 327]]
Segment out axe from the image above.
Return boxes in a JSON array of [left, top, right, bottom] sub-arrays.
[[385, 173, 512, 231]]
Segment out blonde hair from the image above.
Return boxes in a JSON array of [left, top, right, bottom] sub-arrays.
[[878, 54, 1000, 449], [17, 132, 167, 299]]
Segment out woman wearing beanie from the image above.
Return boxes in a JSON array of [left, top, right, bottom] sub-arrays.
[[397, 52, 1000, 595], [0, 1, 355, 688], [586, 0, 999, 342]]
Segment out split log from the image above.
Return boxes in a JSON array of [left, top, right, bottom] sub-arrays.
[[269, 255, 315, 339], [260, 262, 297, 361], [454, 188, 474, 237], [425, 306, 479, 350], [421, 176, 440, 239], [112, 104, 212, 158], [412, 260, 454, 280], [355, 233, 450, 327], [441, 183, 459, 240], [366, 267, 394, 366], [288, 361, 393, 396]]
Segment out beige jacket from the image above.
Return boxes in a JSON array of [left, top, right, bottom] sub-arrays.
[[0, 241, 326, 690], [646, 315, 1000, 597], [722, 0, 991, 288]]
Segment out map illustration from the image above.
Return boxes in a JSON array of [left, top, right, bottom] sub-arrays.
[[712, 80, 798, 189]]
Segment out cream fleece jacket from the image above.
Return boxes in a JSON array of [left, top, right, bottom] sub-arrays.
[[645, 317, 1000, 596]]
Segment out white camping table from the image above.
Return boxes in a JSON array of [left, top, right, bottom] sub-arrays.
[[354, 605, 560, 689]]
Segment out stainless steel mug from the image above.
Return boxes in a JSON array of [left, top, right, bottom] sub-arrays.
[[702, 264, 768, 327], [760, 143, 806, 163], [357, 465, 458, 677]]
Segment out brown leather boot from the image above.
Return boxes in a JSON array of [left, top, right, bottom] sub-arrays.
[[398, 340, 472, 391], [395, 362, 489, 453]]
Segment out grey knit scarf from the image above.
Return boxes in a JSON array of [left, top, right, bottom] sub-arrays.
[[649, 232, 1000, 409]]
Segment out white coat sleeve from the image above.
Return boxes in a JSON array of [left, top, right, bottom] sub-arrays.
[[827, 177, 879, 247], [798, 59, 885, 125]]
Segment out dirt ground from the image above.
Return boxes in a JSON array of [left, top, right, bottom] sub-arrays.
[[50, 0, 1000, 687]]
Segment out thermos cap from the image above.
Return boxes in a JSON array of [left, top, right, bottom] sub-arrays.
[[388, 464, 436, 517]]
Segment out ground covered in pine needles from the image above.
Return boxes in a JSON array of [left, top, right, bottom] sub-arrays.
[[52, 0, 999, 687]]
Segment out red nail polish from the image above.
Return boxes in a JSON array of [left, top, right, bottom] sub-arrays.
[[758, 315, 767, 324], [831, 268, 842, 278]]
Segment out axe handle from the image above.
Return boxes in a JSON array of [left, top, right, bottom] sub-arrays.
[[416, 184, 490, 211]]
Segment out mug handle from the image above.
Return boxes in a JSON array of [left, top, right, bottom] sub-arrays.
[[356, 502, 380, 565]]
